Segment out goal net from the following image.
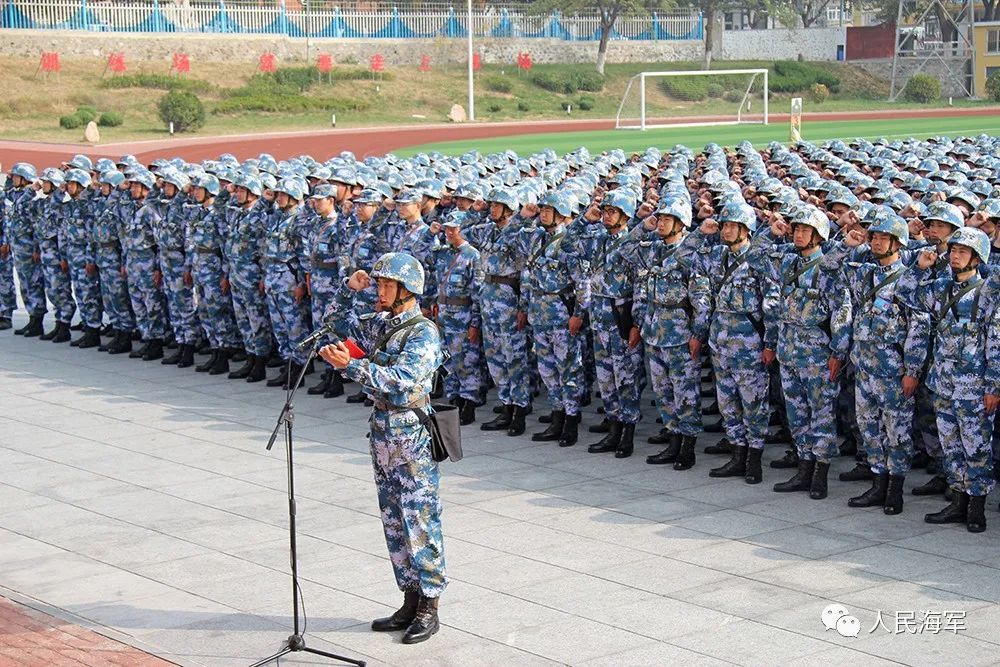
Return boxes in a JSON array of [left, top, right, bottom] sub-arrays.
[[615, 68, 769, 130]]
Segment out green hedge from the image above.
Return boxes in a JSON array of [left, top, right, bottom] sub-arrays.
[[657, 61, 839, 102], [987, 70, 1000, 102], [101, 73, 213, 93], [98, 111, 124, 127], [484, 76, 513, 93], [59, 112, 88, 129], [158, 90, 205, 132], [902, 73, 940, 103], [213, 94, 370, 114], [529, 68, 604, 95], [771, 60, 840, 93]]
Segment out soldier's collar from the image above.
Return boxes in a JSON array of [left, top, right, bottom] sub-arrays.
[[387, 303, 422, 328], [877, 260, 901, 273]]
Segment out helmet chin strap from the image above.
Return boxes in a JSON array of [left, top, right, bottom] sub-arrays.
[[389, 284, 415, 312], [872, 239, 898, 260], [721, 227, 748, 247]]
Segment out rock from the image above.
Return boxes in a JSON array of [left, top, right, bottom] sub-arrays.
[[84, 121, 100, 144], [447, 104, 467, 123]]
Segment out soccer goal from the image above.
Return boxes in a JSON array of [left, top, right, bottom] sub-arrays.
[[615, 68, 769, 130]]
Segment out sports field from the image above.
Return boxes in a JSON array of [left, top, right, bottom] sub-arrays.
[[397, 113, 1000, 157]]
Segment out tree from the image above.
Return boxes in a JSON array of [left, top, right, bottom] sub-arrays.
[[528, 0, 676, 74], [675, 0, 748, 69], [770, 0, 835, 27]]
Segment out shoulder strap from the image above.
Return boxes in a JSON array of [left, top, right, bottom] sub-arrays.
[[529, 231, 564, 267], [860, 267, 905, 305], [782, 256, 823, 288], [373, 314, 429, 355], [935, 279, 983, 331], [720, 249, 749, 287]]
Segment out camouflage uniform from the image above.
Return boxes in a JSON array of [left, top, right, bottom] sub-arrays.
[[91, 189, 135, 333], [4, 181, 46, 321], [36, 189, 77, 326], [263, 205, 311, 365], [154, 191, 198, 346], [185, 202, 240, 350], [226, 199, 272, 356], [123, 199, 168, 341]]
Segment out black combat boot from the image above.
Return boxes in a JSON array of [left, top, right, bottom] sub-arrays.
[[228, 354, 255, 379], [129, 341, 148, 359], [588, 420, 622, 453], [371, 590, 419, 632], [849, 473, 889, 507], [22, 316, 44, 338], [177, 344, 195, 368], [615, 423, 635, 459], [912, 474, 948, 496], [883, 475, 905, 515], [558, 413, 579, 447], [647, 428, 672, 445], [246, 355, 268, 382], [770, 447, 799, 469], [765, 426, 792, 445], [704, 437, 734, 455], [507, 406, 528, 437], [809, 461, 831, 499], [14, 316, 34, 335], [773, 459, 816, 493], [924, 493, 969, 524], [401, 596, 440, 644], [481, 405, 513, 431], [703, 417, 724, 433], [229, 347, 247, 362], [646, 434, 681, 464], [839, 461, 875, 482], [209, 349, 230, 375], [308, 369, 331, 395], [39, 321, 59, 341], [672, 435, 697, 470], [108, 330, 133, 355], [50, 321, 71, 343], [588, 417, 610, 434], [538, 411, 553, 424], [710, 445, 748, 478], [70, 321, 83, 331], [967, 494, 987, 533], [532, 410, 565, 442], [142, 338, 164, 361], [161, 344, 182, 365], [77, 326, 101, 349], [283, 363, 305, 390], [459, 398, 477, 426], [267, 364, 290, 387], [745, 447, 764, 484], [344, 384, 367, 401], [196, 350, 218, 373]]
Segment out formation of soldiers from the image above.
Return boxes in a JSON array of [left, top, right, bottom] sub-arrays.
[[3, 136, 1000, 535]]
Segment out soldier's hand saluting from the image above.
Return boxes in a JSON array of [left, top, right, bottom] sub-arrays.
[[844, 229, 866, 248], [916, 249, 938, 270], [347, 269, 371, 291], [700, 219, 719, 236]]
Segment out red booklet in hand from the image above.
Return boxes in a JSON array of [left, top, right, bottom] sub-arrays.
[[344, 338, 366, 359]]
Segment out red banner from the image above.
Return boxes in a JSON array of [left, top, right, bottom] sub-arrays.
[[258, 52, 276, 73], [171, 52, 190, 74], [472, 52, 481, 72], [419, 54, 431, 72], [516, 52, 532, 71], [107, 52, 126, 74], [370, 53, 385, 73], [40, 52, 60, 73], [317, 53, 333, 73]]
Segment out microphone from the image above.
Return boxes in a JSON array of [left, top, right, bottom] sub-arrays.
[[297, 319, 340, 350]]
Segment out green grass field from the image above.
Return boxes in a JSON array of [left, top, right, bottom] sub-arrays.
[[396, 114, 1000, 157]]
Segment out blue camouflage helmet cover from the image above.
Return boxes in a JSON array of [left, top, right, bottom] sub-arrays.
[[97, 170, 125, 188], [371, 252, 425, 295], [95, 158, 116, 173], [717, 201, 757, 233], [309, 184, 338, 200], [64, 168, 91, 188], [602, 188, 637, 220], [234, 172, 263, 196], [259, 173, 278, 192], [10, 162, 37, 181], [923, 201, 965, 229], [654, 196, 692, 227], [354, 187, 385, 204], [791, 204, 831, 241], [441, 210, 468, 228], [393, 188, 422, 205], [977, 197, 1000, 220], [275, 177, 306, 201], [66, 154, 93, 171], [40, 167, 65, 186], [947, 227, 991, 263], [191, 173, 221, 196], [160, 169, 190, 191], [866, 208, 909, 246], [486, 186, 520, 212], [539, 190, 575, 218], [129, 170, 156, 190]]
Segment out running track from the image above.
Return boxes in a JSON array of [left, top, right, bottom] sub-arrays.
[[3, 107, 1000, 167]]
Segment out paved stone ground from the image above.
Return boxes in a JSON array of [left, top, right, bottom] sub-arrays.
[[0, 594, 173, 666], [2, 311, 1000, 666]]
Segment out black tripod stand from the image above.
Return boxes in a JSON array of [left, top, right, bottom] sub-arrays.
[[250, 343, 366, 667]]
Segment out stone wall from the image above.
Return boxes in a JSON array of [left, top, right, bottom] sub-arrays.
[[719, 27, 845, 62], [852, 57, 972, 98], [0, 29, 702, 65]]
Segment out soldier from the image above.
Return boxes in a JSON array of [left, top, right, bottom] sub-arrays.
[[321, 252, 446, 644], [751, 206, 852, 500], [186, 173, 238, 375], [263, 178, 312, 389], [155, 169, 198, 367], [580, 189, 644, 457], [60, 168, 103, 348], [35, 168, 76, 343], [897, 228, 999, 533], [429, 211, 484, 425], [224, 172, 271, 383], [832, 211, 930, 515], [524, 191, 590, 448], [465, 187, 532, 436], [91, 170, 136, 355], [3, 163, 46, 336], [122, 171, 168, 361], [626, 196, 710, 465], [680, 200, 778, 484]]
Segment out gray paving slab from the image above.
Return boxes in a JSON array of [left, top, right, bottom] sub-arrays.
[[3, 320, 1000, 666]]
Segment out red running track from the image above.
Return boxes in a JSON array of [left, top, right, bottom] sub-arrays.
[[3, 107, 1000, 168]]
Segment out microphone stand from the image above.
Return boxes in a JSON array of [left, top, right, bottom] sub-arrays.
[[250, 341, 366, 667]]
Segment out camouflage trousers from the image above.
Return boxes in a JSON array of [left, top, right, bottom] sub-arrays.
[[592, 305, 643, 425], [95, 249, 134, 332], [934, 394, 996, 497], [856, 370, 915, 476], [647, 343, 702, 437], [192, 254, 239, 349], [159, 249, 198, 345], [533, 325, 584, 416], [779, 359, 840, 463], [712, 347, 770, 450], [38, 238, 76, 323], [309, 269, 342, 345], [9, 236, 46, 316], [370, 414, 447, 598], [481, 289, 530, 408], [837, 363, 861, 442], [65, 242, 102, 328], [913, 381, 943, 460], [0, 248, 15, 317], [228, 261, 271, 356], [124, 249, 167, 340], [438, 306, 485, 404], [264, 266, 311, 365]]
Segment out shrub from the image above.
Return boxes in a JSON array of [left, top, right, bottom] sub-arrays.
[[101, 73, 213, 93], [658, 76, 709, 101], [158, 90, 205, 132], [577, 95, 595, 111], [487, 102, 502, 113], [529, 68, 604, 95], [212, 93, 370, 114], [98, 111, 124, 127], [530, 71, 572, 94], [76, 105, 98, 122], [59, 112, 87, 129], [809, 82, 830, 104], [517, 100, 530, 111], [707, 83, 725, 98], [485, 76, 513, 93], [771, 60, 840, 93], [987, 71, 1000, 102], [722, 89, 745, 103], [573, 70, 604, 92], [902, 73, 940, 103]]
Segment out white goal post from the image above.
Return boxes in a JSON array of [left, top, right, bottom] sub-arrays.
[[615, 68, 769, 130]]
